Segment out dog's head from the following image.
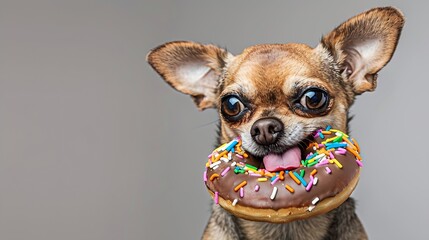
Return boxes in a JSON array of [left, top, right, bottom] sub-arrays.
[[147, 7, 403, 167]]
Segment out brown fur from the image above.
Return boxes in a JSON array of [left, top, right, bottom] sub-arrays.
[[147, 7, 404, 240]]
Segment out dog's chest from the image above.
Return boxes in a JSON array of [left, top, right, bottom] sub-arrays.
[[238, 214, 332, 240]]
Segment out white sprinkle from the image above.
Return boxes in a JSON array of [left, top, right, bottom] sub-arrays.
[[209, 161, 222, 168], [313, 177, 319, 185], [308, 205, 316, 212], [231, 162, 237, 167], [213, 165, 219, 170], [313, 146, 317, 151], [228, 152, 232, 160], [220, 157, 229, 162], [232, 199, 238, 206], [314, 153, 325, 160], [312, 197, 320, 205], [335, 132, 342, 136], [270, 187, 278, 200]]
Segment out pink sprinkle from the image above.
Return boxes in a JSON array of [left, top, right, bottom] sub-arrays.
[[356, 159, 363, 167], [240, 187, 244, 198], [306, 152, 313, 158], [306, 175, 314, 191], [208, 153, 212, 158], [315, 158, 329, 167], [314, 132, 320, 137], [329, 151, 335, 159], [214, 191, 219, 204], [271, 177, 280, 185], [336, 148, 347, 154], [236, 154, 244, 159], [325, 167, 332, 174], [249, 173, 262, 177], [318, 143, 325, 148], [254, 184, 260, 192], [221, 167, 231, 177], [203, 170, 207, 182]]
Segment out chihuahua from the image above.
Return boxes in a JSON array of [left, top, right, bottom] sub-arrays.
[[147, 7, 404, 240]]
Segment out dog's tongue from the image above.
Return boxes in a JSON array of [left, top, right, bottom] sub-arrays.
[[263, 146, 301, 172]]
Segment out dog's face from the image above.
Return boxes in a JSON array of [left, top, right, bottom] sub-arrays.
[[147, 7, 403, 165]]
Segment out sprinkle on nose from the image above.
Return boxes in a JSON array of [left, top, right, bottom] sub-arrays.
[[250, 118, 283, 145]]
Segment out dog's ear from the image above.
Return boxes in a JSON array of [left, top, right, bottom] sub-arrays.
[[320, 7, 404, 94], [147, 41, 232, 110]]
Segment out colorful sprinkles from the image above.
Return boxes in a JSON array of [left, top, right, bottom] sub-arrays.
[[205, 126, 363, 210]]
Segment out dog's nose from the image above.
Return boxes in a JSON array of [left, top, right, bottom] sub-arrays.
[[250, 118, 283, 145]]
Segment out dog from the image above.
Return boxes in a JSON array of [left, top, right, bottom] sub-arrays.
[[147, 7, 404, 240]]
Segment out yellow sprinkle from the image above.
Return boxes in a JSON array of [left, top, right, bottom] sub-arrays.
[[321, 131, 332, 135], [332, 159, 343, 169], [257, 178, 268, 182]]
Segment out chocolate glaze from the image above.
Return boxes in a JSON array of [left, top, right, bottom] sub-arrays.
[[205, 135, 360, 210]]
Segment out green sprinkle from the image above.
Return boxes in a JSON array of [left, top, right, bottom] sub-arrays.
[[307, 161, 319, 167], [245, 164, 258, 170], [300, 169, 305, 178]]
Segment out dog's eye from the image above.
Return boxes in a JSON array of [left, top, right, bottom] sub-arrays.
[[299, 89, 328, 111], [221, 96, 245, 117]]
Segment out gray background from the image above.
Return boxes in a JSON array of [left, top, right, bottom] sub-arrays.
[[0, 0, 427, 239]]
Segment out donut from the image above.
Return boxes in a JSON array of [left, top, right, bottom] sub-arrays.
[[203, 126, 363, 223]]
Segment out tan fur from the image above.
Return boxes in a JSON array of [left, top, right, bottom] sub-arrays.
[[147, 6, 404, 240]]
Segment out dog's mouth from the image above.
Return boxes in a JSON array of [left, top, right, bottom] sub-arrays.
[[244, 135, 314, 172]]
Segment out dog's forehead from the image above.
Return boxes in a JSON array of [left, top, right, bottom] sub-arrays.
[[224, 44, 325, 93]]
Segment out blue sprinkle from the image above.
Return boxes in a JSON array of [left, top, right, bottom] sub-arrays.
[[326, 125, 332, 131], [225, 140, 238, 152], [293, 172, 307, 187], [270, 176, 277, 181], [319, 132, 325, 139]]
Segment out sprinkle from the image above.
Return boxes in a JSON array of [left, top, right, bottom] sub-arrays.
[[329, 151, 335, 159], [321, 131, 331, 135], [243, 153, 249, 158], [279, 171, 285, 180], [214, 191, 219, 204], [209, 161, 222, 168], [326, 125, 332, 131], [213, 165, 219, 170], [306, 176, 314, 191], [203, 170, 207, 182], [225, 139, 238, 152], [271, 176, 280, 185], [234, 181, 247, 192], [220, 157, 229, 162], [310, 169, 317, 176], [221, 167, 231, 176], [232, 199, 238, 206], [293, 171, 308, 187], [288, 171, 301, 185], [285, 184, 295, 193], [313, 177, 319, 185], [352, 138, 361, 152], [308, 205, 316, 212], [245, 164, 258, 171], [325, 167, 332, 174], [239, 187, 244, 198], [342, 137, 357, 151], [300, 169, 305, 178], [214, 150, 228, 162], [236, 154, 244, 159], [356, 159, 363, 167], [270, 187, 278, 200], [228, 152, 232, 160], [254, 184, 260, 192], [257, 177, 268, 182], [249, 173, 262, 177], [312, 197, 320, 205], [319, 132, 325, 139], [210, 173, 220, 181], [332, 159, 343, 169], [347, 147, 362, 160]]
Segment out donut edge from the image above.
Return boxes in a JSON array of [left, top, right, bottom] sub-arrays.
[[208, 171, 360, 223]]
